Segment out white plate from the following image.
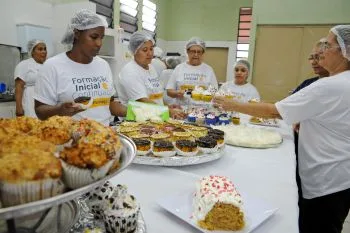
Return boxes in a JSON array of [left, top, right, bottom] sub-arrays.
[[157, 190, 278, 233], [132, 148, 225, 166], [249, 121, 280, 128]]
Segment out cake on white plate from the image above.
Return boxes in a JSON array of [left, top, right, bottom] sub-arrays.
[[193, 175, 245, 231]]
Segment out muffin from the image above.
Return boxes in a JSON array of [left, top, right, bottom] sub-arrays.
[[187, 113, 197, 123], [32, 116, 73, 145], [150, 133, 170, 142], [190, 126, 208, 138], [0, 150, 64, 207], [218, 116, 230, 125], [171, 132, 193, 142], [0, 116, 40, 134], [60, 119, 122, 189], [152, 140, 176, 157], [175, 140, 198, 156], [0, 134, 56, 154], [196, 136, 218, 153], [205, 113, 217, 126], [209, 133, 225, 147], [208, 128, 225, 137], [132, 138, 151, 156]]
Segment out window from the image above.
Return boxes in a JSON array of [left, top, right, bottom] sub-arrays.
[[236, 7, 252, 61], [90, 0, 114, 28], [120, 0, 139, 41], [142, 0, 157, 38]]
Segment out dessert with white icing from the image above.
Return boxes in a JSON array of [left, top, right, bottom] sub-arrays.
[[193, 175, 245, 230]]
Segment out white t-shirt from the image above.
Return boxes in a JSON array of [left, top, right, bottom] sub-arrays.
[[117, 60, 164, 106], [219, 82, 260, 102], [151, 58, 167, 77], [166, 62, 218, 91], [34, 53, 115, 126], [275, 70, 350, 199], [14, 58, 43, 117], [160, 69, 175, 105]]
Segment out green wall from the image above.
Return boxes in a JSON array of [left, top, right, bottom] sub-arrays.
[[162, 0, 253, 41], [253, 0, 350, 25], [248, 0, 350, 78]]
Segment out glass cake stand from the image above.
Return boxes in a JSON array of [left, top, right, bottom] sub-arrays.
[[0, 134, 136, 233]]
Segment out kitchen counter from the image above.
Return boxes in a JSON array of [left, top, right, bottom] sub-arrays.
[[0, 94, 15, 103]]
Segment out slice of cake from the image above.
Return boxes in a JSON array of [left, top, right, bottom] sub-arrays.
[[193, 175, 245, 231]]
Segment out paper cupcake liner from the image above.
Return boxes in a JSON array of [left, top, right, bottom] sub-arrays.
[[0, 178, 64, 207], [198, 145, 218, 154], [103, 206, 140, 233], [56, 139, 73, 152], [137, 149, 151, 156], [113, 146, 122, 161], [61, 159, 116, 189], [152, 150, 176, 157], [175, 146, 199, 156]]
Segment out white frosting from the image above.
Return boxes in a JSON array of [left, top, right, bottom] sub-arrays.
[[213, 125, 282, 147], [193, 175, 243, 221]]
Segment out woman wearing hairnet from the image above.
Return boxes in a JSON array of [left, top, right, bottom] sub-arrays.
[[14, 39, 47, 117], [151, 46, 167, 76], [160, 56, 182, 105], [34, 9, 125, 125], [219, 59, 260, 102], [116, 31, 186, 119], [214, 25, 350, 233], [166, 37, 218, 102]]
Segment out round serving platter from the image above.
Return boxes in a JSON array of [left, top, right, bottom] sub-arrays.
[[133, 147, 225, 166], [0, 134, 136, 220]]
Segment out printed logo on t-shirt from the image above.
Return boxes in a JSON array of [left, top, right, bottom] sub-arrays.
[[71, 76, 113, 108], [183, 73, 206, 82]]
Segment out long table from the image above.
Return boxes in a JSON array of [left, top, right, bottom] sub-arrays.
[[110, 118, 298, 233]]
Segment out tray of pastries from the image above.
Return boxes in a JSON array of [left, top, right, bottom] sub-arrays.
[[0, 116, 136, 220], [115, 119, 226, 166]]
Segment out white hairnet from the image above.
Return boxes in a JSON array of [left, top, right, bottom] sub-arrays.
[[27, 39, 45, 57], [330, 25, 350, 61], [235, 59, 250, 72], [153, 47, 165, 59], [61, 9, 108, 45], [128, 31, 155, 54], [185, 37, 206, 51], [165, 57, 182, 69]]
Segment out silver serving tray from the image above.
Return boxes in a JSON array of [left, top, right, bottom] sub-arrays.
[[133, 147, 225, 166], [0, 134, 136, 220]]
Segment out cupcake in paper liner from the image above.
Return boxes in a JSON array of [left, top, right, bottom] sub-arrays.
[[196, 136, 218, 154], [132, 138, 152, 156], [60, 158, 116, 189], [102, 185, 140, 233], [0, 150, 64, 207], [85, 181, 115, 219], [152, 140, 176, 157], [175, 140, 199, 156]]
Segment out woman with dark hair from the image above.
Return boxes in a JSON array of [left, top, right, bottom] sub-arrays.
[[34, 9, 125, 125]]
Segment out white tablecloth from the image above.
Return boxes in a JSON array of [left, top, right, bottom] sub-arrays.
[[110, 118, 298, 233]]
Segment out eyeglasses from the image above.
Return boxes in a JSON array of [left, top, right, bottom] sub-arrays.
[[308, 54, 320, 61], [320, 41, 340, 51], [187, 49, 203, 55]]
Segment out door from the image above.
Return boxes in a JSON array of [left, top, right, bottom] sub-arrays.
[[252, 25, 332, 103], [202, 47, 228, 84]]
